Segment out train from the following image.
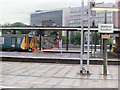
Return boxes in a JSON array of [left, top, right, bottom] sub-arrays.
[[0, 34, 37, 51]]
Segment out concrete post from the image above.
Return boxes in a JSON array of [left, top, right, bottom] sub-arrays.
[[103, 38, 107, 75], [13, 30, 16, 34], [103, 10, 108, 75]]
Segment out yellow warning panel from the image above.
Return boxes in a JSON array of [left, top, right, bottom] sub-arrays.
[[101, 35, 110, 39]]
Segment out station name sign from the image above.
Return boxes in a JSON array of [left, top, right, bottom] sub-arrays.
[[98, 24, 113, 33]]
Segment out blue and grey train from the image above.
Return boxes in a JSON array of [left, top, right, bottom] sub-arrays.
[[0, 34, 37, 51]]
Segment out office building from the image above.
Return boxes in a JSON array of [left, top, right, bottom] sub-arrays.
[[70, 3, 115, 27], [31, 8, 70, 36]]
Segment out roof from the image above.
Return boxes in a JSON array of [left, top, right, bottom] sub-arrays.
[[31, 8, 69, 14], [2, 34, 26, 37], [1, 26, 120, 33]]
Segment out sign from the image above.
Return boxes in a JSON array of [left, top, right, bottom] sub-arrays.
[[101, 35, 110, 39], [99, 24, 113, 33]]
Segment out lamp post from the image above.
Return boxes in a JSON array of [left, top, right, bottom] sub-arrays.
[[80, 0, 84, 74], [86, 0, 91, 74]]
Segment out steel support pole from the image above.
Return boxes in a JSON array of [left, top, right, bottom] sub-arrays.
[[80, 0, 84, 74], [91, 32, 93, 57], [94, 31, 97, 57], [87, 1, 91, 74], [66, 31, 69, 51], [39, 30, 42, 50], [83, 31, 85, 54], [95, 32, 97, 52], [13, 30, 16, 34]]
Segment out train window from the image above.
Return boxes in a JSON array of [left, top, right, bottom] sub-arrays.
[[17, 38, 21, 44], [0, 37, 4, 44], [11, 37, 17, 47]]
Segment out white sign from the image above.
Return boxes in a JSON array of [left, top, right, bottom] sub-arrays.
[[98, 24, 113, 33]]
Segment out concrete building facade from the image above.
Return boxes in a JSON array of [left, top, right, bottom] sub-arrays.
[[31, 3, 115, 27], [70, 3, 115, 27]]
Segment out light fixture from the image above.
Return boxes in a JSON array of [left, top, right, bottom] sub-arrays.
[[91, 7, 120, 11]]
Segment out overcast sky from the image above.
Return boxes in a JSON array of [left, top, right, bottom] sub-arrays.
[[0, 0, 116, 25]]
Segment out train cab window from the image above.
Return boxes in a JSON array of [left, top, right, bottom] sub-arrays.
[[11, 37, 17, 47], [0, 37, 4, 44]]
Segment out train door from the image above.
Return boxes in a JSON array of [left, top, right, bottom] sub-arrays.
[[11, 37, 17, 48]]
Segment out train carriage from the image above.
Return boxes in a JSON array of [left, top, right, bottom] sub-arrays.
[[0, 34, 37, 51]]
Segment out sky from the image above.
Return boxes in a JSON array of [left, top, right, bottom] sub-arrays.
[[0, 0, 116, 25]]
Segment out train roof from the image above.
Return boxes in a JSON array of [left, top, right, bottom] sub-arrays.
[[2, 34, 28, 37]]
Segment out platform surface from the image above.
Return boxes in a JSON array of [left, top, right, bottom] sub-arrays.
[[0, 61, 119, 88]]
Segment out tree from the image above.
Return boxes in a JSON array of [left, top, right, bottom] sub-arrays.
[[70, 32, 75, 44], [107, 38, 113, 45], [74, 32, 81, 45], [62, 36, 67, 44], [91, 32, 101, 45], [11, 22, 30, 34], [70, 32, 81, 45], [11, 22, 26, 27]]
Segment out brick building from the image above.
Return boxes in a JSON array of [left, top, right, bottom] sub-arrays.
[[115, 0, 120, 27], [115, 0, 120, 52]]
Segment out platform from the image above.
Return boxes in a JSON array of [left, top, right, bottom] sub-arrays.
[[42, 49, 91, 53], [0, 61, 119, 88], [0, 51, 119, 65]]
